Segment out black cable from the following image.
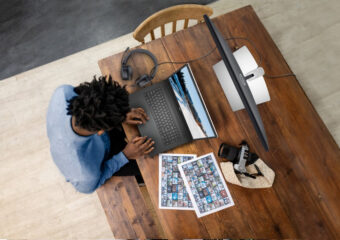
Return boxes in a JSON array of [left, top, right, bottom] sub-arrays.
[[264, 73, 296, 78], [227, 36, 263, 67], [228, 36, 296, 79], [150, 46, 217, 73], [151, 37, 244, 71], [151, 36, 295, 79], [151, 37, 253, 73]]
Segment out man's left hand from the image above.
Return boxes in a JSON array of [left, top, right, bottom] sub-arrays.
[[125, 108, 149, 125]]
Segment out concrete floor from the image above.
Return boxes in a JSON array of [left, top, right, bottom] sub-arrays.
[[0, 0, 214, 80], [0, 0, 339, 239]]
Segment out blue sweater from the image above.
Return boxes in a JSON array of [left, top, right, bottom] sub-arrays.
[[46, 85, 129, 193]]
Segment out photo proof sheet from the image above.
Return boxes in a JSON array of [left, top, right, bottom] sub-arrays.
[[178, 153, 234, 217], [159, 153, 196, 210]]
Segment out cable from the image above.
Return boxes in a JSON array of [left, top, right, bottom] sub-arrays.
[[151, 37, 244, 71], [226, 36, 263, 67], [151, 37, 254, 72], [150, 46, 217, 73], [150, 36, 295, 79], [228, 36, 295, 79], [264, 73, 295, 78]]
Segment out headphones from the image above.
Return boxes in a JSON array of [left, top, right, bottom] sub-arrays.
[[120, 47, 158, 87]]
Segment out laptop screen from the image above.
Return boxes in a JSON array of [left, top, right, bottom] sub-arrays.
[[168, 64, 217, 139]]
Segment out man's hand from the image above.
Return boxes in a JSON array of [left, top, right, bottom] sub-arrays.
[[125, 108, 149, 125], [122, 136, 154, 159]]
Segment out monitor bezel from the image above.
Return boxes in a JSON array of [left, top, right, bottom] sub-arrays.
[[203, 14, 269, 151]]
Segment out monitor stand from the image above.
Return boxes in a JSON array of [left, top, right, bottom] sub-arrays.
[[213, 46, 270, 112]]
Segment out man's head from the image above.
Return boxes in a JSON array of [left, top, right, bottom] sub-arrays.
[[67, 75, 130, 133]]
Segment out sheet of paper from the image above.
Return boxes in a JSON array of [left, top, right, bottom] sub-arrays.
[[178, 152, 234, 217], [159, 153, 196, 210]]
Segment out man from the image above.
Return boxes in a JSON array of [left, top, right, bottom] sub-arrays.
[[46, 75, 154, 193]]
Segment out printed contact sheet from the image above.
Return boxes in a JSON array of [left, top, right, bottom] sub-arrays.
[[178, 153, 234, 217], [159, 153, 196, 210]]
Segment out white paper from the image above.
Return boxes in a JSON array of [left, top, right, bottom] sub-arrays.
[[159, 153, 196, 210], [178, 153, 234, 217]]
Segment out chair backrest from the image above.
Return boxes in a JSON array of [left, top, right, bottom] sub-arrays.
[[133, 4, 213, 44]]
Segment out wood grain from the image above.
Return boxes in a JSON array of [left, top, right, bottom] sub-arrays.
[[98, 5, 340, 239], [96, 176, 163, 238]]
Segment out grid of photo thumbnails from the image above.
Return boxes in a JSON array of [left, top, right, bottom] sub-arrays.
[[180, 154, 233, 215], [160, 155, 194, 209]]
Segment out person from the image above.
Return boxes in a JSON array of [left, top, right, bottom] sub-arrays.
[[46, 75, 154, 193]]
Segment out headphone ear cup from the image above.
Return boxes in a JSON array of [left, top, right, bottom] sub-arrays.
[[121, 65, 133, 80], [136, 74, 150, 87], [121, 65, 128, 80], [126, 65, 132, 79]]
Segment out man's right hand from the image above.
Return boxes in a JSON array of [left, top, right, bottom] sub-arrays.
[[122, 136, 155, 159]]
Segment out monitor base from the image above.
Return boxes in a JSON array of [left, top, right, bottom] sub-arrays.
[[213, 46, 271, 112]]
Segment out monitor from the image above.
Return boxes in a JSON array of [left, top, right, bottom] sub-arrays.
[[203, 15, 269, 151]]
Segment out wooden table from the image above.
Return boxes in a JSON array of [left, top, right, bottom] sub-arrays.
[[97, 5, 340, 239]]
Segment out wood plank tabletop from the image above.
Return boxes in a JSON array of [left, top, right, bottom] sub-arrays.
[[98, 5, 340, 239], [96, 176, 164, 238]]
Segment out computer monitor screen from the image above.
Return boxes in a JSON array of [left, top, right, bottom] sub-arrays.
[[168, 64, 216, 139], [204, 15, 269, 151]]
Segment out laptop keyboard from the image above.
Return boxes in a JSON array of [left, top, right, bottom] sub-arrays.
[[145, 88, 181, 146]]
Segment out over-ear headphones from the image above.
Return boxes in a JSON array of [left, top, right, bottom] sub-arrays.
[[120, 47, 158, 87]]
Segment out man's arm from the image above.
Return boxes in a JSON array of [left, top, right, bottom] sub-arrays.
[[73, 136, 154, 194], [97, 151, 129, 186], [74, 152, 129, 194]]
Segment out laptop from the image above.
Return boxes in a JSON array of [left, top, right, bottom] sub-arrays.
[[129, 64, 217, 156]]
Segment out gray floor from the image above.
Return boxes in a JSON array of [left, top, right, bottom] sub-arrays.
[[0, 0, 214, 80]]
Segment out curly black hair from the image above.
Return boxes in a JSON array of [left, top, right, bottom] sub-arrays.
[[67, 75, 130, 132]]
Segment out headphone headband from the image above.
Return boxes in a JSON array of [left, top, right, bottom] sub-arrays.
[[121, 47, 130, 65], [121, 48, 158, 79]]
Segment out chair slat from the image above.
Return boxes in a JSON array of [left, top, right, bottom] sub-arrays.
[[150, 30, 155, 40], [133, 4, 213, 43], [184, 18, 189, 29], [161, 24, 165, 37], [172, 21, 176, 33]]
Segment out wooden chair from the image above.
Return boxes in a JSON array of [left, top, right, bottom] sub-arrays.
[[133, 4, 213, 44]]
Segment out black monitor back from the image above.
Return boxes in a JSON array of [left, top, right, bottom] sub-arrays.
[[204, 14, 269, 151]]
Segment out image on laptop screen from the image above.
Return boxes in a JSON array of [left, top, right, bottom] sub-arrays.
[[168, 65, 216, 139]]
